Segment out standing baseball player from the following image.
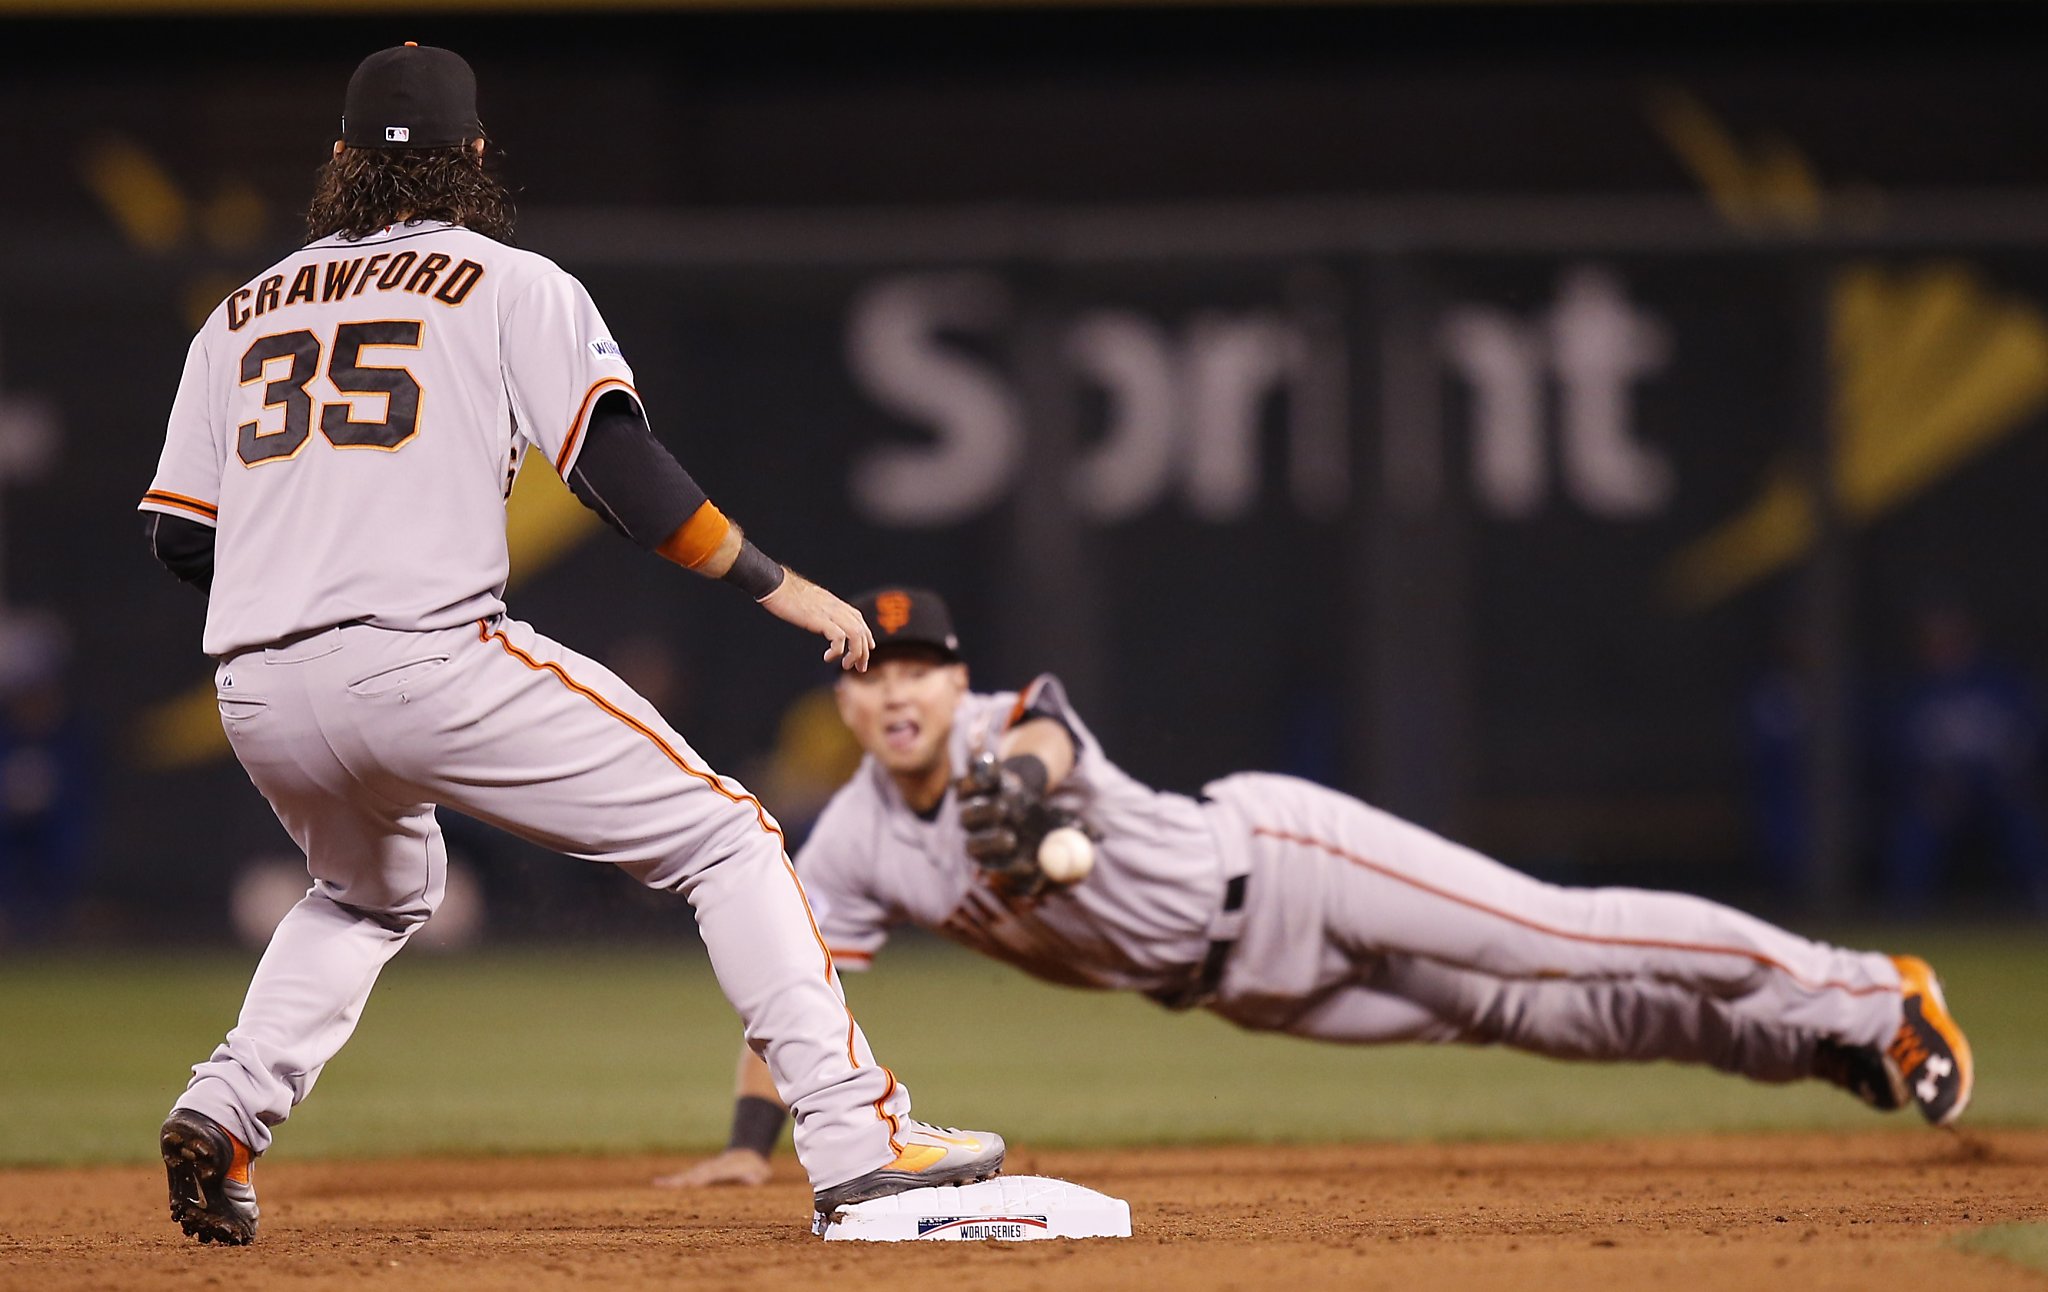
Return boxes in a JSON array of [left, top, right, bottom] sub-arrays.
[[666, 586, 1971, 1188], [139, 47, 1001, 1245]]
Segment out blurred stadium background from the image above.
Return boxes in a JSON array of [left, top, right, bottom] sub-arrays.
[[0, 0, 2044, 1162]]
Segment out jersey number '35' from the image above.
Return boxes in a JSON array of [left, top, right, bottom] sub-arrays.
[[238, 319, 425, 466]]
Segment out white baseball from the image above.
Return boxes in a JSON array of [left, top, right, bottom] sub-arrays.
[[1037, 826, 1096, 884]]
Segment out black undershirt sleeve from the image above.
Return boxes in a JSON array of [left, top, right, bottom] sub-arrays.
[[142, 396, 738, 596], [564, 391, 711, 550], [143, 511, 216, 593]]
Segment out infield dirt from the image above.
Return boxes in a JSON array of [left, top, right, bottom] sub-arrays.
[[4, 1131, 2045, 1291]]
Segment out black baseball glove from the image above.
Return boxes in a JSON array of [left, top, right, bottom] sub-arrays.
[[956, 750, 1084, 897]]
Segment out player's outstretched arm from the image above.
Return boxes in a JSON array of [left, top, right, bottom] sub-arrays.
[[958, 713, 1087, 894], [755, 569, 875, 671], [996, 717, 1078, 792], [562, 393, 873, 670], [957, 716, 1081, 858], [654, 1043, 785, 1189], [654, 1145, 772, 1189]]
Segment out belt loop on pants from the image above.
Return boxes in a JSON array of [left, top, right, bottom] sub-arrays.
[[253, 617, 369, 657]]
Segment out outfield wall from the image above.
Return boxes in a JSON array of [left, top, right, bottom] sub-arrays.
[[0, 6, 2044, 934]]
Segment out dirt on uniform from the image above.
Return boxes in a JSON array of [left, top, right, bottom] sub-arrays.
[[4, 1131, 2045, 1291]]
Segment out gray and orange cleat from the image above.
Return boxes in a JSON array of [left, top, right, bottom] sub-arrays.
[[813, 1120, 1006, 1220], [160, 1109, 260, 1245], [1888, 955, 1974, 1126]]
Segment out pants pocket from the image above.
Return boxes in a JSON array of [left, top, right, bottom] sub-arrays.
[[217, 696, 268, 723], [345, 655, 452, 698]]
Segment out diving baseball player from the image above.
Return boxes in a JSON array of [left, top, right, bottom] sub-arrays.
[[665, 586, 1971, 1188], [139, 46, 1001, 1245]]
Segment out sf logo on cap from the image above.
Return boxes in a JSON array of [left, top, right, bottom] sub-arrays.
[[876, 592, 913, 634]]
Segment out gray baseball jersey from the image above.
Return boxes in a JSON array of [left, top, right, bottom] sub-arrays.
[[802, 676, 1218, 993], [147, 221, 915, 1192], [142, 220, 632, 658], [800, 678, 1906, 1083]]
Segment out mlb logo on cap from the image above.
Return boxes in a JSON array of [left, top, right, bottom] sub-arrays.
[[342, 45, 483, 150]]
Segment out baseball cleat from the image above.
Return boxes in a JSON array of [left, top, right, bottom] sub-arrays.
[[1811, 1038, 1907, 1112], [161, 1109, 260, 1245], [812, 1121, 1006, 1217], [1888, 955, 1974, 1126]]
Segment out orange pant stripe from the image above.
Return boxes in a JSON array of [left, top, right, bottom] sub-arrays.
[[1252, 826, 1898, 999], [477, 619, 903, 1142]]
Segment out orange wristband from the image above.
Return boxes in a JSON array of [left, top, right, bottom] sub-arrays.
[[658, 500, 731, 569]]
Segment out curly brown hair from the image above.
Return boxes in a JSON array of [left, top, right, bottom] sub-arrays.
[[304, 144, 515, 244]]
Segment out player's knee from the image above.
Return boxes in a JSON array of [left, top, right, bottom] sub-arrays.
[[314, 880, 438, 932], [344, 899, 434, 934], [637, 820, 786, 894]]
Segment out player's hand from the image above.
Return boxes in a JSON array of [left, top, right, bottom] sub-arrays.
[[652, 1148, 773, 1189], [958, 752, 1041, 853], [758, 572, 875, 671], [957, 751, 1056, 893]]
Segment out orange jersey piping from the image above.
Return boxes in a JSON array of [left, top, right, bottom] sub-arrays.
[[140, 489, 220, 522], [1005, 677, 1046, 730], [555, 378, 637, 476]]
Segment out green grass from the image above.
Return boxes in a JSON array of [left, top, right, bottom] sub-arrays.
[[1956, 1223, 2048, 1276], [2, 926, 2043, 1166]]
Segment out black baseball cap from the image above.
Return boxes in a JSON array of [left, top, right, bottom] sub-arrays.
[[850, 587, 963, 662], [341, 43, 483, 149]]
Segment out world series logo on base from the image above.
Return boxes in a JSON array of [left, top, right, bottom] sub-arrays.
[[817, 1176, 1131, 1242]]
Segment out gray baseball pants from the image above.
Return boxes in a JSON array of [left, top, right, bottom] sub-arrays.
[[1203, 774, 1901, 1079], [175, 616, 910, 1190]]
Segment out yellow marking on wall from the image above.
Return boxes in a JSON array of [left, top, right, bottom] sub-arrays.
[[1665, 264, 2048, 611], [132, 679, 239, 772], [133, 449, 604, 770], [1647, 88, 1825, 231], [505, 446, 605, 574], [201, 184, 269, 252], [183, 273, 242, 331], [79, 138, 189, 251]]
